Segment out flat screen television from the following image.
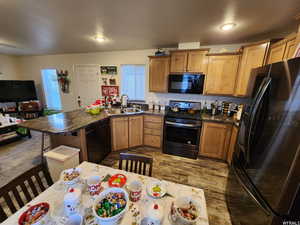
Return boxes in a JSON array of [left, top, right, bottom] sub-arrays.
[[0, 80, 37, 102]]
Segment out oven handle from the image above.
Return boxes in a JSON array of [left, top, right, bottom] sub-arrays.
[[165, 121, 201, 128]]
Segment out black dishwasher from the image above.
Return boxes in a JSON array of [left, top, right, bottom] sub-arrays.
[[86, 118, 111, 163]]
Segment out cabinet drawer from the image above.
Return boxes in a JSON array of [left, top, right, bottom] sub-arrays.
[[144, 115, 163, 123], [144, 128, 161, 136], [144, 122, 162, 130], [144, 135, 161, 148]]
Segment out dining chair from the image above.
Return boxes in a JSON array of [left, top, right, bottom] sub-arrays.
[[0, 164, 53, 222], [118, 153, 153, 176]]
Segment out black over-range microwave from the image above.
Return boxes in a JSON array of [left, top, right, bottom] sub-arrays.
[[168, 74, 205, 94]]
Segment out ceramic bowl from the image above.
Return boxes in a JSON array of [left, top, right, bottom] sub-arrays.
[[61, 168, 82, 186], [18, 202, 50, 225], [93, 188, 129, 225]]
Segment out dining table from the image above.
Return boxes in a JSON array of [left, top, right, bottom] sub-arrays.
[[2, 161, 209, 225]]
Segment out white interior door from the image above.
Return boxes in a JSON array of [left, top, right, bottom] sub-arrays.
[[74, 65, 101, 108]]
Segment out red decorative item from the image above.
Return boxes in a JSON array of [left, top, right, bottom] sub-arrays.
[[18, 202, 49, 225], [101, 85, 119, 96], [108, 174, 127, 187]]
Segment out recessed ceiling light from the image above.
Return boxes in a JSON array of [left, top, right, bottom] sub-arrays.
[[95, 36, 105, 42], [220, 23, 236, 31]]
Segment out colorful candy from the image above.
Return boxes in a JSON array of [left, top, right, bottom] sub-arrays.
[[95, 192, 127, 218]]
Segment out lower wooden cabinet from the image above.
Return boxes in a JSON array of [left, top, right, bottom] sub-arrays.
[[129, 116, 144, 148], [199, 122, 232, 160], [143, 115, 163, 148], [111, 117, 129, 151], [227, 125, 239, 164]]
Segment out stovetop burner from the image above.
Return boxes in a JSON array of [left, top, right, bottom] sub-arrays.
[[166, 100, 202, 121]]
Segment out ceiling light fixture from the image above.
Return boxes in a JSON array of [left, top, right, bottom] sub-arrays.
[[220, 23, 236, 31], [95, 36, 105, 42]]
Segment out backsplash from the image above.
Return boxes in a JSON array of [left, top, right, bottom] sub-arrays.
[[146, 92, 250, 107]]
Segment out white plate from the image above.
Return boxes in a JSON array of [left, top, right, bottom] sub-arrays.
[[146, 181, 167, 199]]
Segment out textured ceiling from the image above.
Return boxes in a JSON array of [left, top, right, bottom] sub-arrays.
[[0, 0, 299, 55]]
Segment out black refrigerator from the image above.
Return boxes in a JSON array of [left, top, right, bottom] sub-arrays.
[[226, 57, 300, 225]]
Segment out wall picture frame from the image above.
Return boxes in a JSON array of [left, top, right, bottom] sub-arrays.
[[100, 66, 117, 75]]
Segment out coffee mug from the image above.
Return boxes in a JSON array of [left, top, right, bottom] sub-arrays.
[[86, 176, 103, 197], [128, 181, 142, 202]]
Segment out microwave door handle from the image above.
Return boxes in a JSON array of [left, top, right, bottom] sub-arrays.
[[247, 78, 271, 161]]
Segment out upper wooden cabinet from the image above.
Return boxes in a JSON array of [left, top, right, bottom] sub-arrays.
[[149, 56, 170, 93], [204, 53, 240, 95], [199, 122, 232, 160], [170, 49, 209, 73], [283, 38, 297, 60], [111, 117, 129, 151], [267, 42, 287, 64], [187, 50, 209, 73], [234, 42, 269, 97], [170, 51, 188, 73], [129, 116, 143, 148]]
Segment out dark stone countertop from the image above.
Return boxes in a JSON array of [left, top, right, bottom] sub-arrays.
[[19, 109, 165, 134], [19, 108, 239, 134]]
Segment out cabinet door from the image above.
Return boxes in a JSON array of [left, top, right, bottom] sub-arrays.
[[235, 42, 268, 97], [200, 122, 232, 160], [283, 38, 296, 60], [149, 56, 170, 92], [204, 55, 240, 95], [170, 51, 188, 73], [129, 116, 143, 148], [267, 42, 286, 64], [111, 117, 129, 151], [187, 50, 209, 73], [227, 125, 239, 164]]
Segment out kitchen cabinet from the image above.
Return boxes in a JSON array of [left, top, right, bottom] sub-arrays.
[[227, 125, 239, 164], [204, 53, 240, 95], [144, 115, 163, 148], [199, 122, 232, 160], [170, 51, 188, 73], [129, 116, 143, 148], [267, 41, 286, 64], [111, 117, 129, 151], [170, 49, 209, 73], [187, 50, 209, 73], [283, 38, 297, 60], [149, 56, 170, 93], [111, 115, 144, 151], [235, 42, 269, 97]]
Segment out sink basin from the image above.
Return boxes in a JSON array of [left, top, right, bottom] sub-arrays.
[[107, 108, 143, 115]]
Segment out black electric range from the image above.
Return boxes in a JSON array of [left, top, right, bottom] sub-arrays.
[[163, 100, 202, 159]]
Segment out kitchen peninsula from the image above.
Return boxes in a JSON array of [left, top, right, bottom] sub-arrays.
[[19, 108, 164, 162]]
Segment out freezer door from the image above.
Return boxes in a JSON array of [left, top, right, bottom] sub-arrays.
[[226, 156, 274, 225], [243, 59, 300, 214]]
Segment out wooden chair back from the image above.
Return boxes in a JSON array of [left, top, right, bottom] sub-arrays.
[[0, 164, 53, 222], [119, 153, 153, 176]]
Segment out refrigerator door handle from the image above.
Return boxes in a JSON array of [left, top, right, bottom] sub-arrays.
[[232, 164, 273, 216], [246, 78, 272, 161]]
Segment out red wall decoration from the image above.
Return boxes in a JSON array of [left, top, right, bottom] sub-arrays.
[[101, 85, 119, 96]]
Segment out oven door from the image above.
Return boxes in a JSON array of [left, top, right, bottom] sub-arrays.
[[168, 74, 204, 94], [163, 120, 201, 159]]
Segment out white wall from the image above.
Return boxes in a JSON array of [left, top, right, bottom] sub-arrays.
[[0, 54, 20, 80], [17, 44, 246, 111]]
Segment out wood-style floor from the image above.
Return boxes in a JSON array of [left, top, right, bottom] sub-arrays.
[[101, 147, 232, 225], [0, 132, 232, 225]]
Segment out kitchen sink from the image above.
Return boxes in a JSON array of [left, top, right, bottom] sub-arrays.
[[107, 108, 143, 115]]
